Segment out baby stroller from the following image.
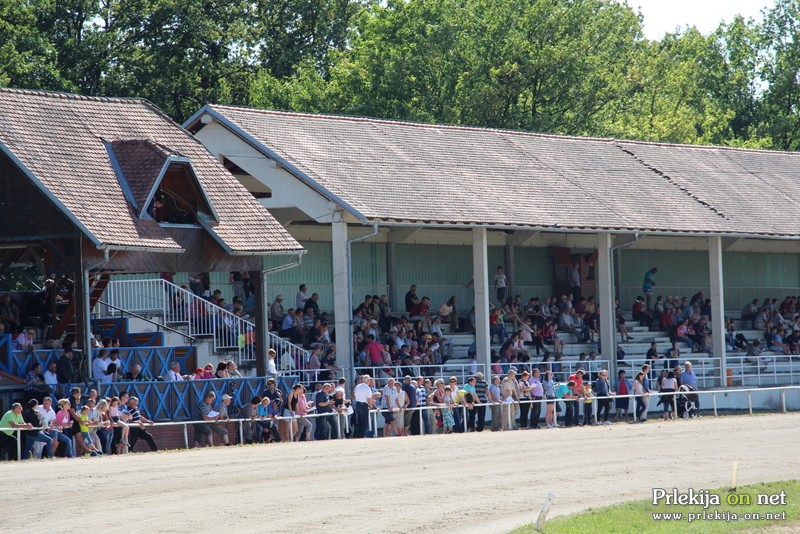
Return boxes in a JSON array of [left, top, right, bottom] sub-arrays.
[[676, 385, 698, 419]]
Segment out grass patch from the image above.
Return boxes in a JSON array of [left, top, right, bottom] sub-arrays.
[[511, 480, 800, 534]]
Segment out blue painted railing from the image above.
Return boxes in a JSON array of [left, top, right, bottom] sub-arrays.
[[92, 317, 165, 347], [1, 346, 196, 380], [57, 376, 299, 421]]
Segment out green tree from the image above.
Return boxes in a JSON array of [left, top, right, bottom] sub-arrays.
[[759, 0, 800, 149], [0, 0, 63, 89]]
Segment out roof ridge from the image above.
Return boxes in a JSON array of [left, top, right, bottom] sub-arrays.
[[617, 137, 799, 156], [207, 104, 617, 144], [0, 86, 146, 105], [210, 104, 800, 156]]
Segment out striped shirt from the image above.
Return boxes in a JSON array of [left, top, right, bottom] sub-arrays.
[[416, 387, 427, 407], [128, 406, 142, 423], [474, 380, 488, 403]]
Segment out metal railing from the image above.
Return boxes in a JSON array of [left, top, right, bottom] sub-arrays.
[[5, 384, 799, 460], [103, 279, 309, 366], [620, 356, 721, 389], [726, 353, 800, 387]]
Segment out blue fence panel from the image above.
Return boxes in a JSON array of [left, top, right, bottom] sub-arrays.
[[0, 334, 10, 373], [92, 346, 196, 381], [8, 349, 61, 377]]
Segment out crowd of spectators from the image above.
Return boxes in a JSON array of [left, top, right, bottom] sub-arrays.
[[0, 388, 158, 461]]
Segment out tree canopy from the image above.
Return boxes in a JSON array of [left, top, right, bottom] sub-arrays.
[[2, 0, 799, 149]]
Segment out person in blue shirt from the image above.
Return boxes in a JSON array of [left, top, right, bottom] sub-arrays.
[[679, 361, 700, 411]]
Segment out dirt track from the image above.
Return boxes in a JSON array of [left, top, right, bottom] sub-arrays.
[[1, 413, 798, 533]]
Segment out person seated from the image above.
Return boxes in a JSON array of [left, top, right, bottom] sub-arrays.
[[741, 298, 759, 322], [14, 328, 36, 351], [632, 296, 653, 328], [437, 296, 459, 332], [303, 293, 321, 319], [24, 363, 50, 403], [124, 364, 150, 381], [165, 362, 187, 381], [193, 391, 229, 447]]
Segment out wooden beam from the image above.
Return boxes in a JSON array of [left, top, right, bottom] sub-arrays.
[[509, 230, 541, 247], [722, 237, 741, 251], [387, 226, 422, 243]]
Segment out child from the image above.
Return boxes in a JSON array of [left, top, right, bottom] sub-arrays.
[[582, 382, 594, 426], [441, 386, 455, 434], [109, 396, 130, 451], [79, 406, 102, 456]]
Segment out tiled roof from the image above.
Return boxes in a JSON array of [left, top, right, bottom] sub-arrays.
[[197, 105, 800, 237], [0, 89, 302, 253], [111, 139, 174, 211]]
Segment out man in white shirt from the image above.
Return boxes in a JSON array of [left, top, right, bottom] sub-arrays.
[[37, 397, 74, 457], [381, 378, 398, 437], [266, 348, 280, 377], [165, 362, 185, 381], [43, 361, 59, 399], [92, 350, 110, 380], [353, 375, 374, 438], [296, 284, 309, 311]]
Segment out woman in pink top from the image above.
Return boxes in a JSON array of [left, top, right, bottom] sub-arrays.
[[292, 384, 313, 441]]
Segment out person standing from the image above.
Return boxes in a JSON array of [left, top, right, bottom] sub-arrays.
[[487, 375, 503, 432], [679, 361, 700, 410], [472, 372, 488, 432], [353, 375, 373, 438], [315, 383, 335, 440], [642, 268, 658, 311], [126, 397, 158, 452], [568, 263, 581, 301], [494, 266, 508, 305], [529, 368, 544, 429]]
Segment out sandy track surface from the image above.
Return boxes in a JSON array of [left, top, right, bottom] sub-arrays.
[[1, 413, 797, 533]]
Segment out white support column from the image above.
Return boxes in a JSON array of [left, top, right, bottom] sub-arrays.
[[709, 236, 727, 387], [332, 220, 352, 375], [473, 228, 491, 376], [597, 233, 616, 378]]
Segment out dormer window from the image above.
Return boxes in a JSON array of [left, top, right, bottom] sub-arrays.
[[106, 139, 218, 226]]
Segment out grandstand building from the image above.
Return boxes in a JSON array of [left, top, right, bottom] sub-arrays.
[[185, 105, 800, 386]]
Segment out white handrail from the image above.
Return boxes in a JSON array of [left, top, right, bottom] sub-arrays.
[[5, 384, 798, 459], [104, 278, 310, 367]]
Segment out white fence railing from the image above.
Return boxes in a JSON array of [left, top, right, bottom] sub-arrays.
[[6, 384, 799, 460], [103, 279, 309, 366]]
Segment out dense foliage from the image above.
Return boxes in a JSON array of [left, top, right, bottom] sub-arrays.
[[3, 0, 800, 148]]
